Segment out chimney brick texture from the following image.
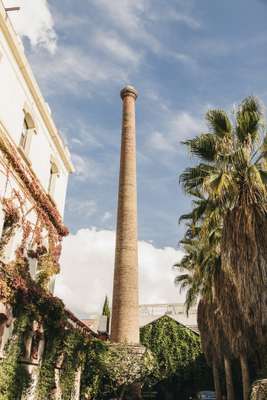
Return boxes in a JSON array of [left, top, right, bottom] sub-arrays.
[[111, 86, 139, 344]]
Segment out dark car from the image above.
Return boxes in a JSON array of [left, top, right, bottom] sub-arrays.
[[196, 391, 216, 400]]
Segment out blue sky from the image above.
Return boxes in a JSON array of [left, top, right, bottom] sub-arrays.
[[6, 0, 267, 313], [30, 0, 267, 248]]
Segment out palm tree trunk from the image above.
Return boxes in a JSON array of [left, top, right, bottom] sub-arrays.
[[129, 383, 141, 400], [119, 386, 126, 400], [240, 353, 250, 400], [224, 356, 235, 400], [212, 360, 222, 400]]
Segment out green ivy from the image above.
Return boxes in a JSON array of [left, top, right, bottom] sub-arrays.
[[60, 329, 87, 399], [140, 315, 213, 399], [36, 298, 67, 399], [36, 335, 62, 400], [0, 315, 31, 400], [80, 339, 109, 400]]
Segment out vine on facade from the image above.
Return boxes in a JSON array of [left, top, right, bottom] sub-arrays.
[[0, 315, 32, 400], [0, 191, 63, 293], [0, 159, 159, 399], [0, 134, 68, 236], [0, 197, 20, 257]]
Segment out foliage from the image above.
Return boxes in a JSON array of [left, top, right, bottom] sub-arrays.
[[81, 341, 155, 400], [176, 96, 267, 398], [60, 330, 87, 399], [0, 198, 20, 256], [99, 343, 155, 396], [0, 221, 91, 400], [0, 135, 98, 399], [140, 316, 212, 398], [0, 315, 32, 400], [0, 133, 68, 236], [80, 339, 109, 400], [102, 295, 110, 333], [102, 296, 110, 318], [141, 316, 200, 380], [36, 336, 62, 400]]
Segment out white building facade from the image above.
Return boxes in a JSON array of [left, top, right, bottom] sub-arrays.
[[0, 0, 73, 281], [0, 4, 94, 400]]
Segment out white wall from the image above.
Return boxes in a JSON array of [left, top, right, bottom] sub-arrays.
[[0, 29, 69, 216]]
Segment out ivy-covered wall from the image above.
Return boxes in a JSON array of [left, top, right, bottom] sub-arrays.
[[140, 315, 213, 400], [0, 192, 96, 400], [0, 297, 213, 400], [0, 191, 155, 400], [0, 279, 95, 400], [0, 194, 213, 400]]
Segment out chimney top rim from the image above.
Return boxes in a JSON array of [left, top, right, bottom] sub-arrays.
[[120, 85, 138, 100]]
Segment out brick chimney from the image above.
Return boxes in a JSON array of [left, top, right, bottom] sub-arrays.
[[111, 85, 139, 344]]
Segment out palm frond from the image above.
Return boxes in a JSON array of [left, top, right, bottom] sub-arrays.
[[258, 169, 267, 185], [206, 109, 232, 138], [180, 164, 215, 192], [174, 273, 192, 288], [185, 287, 199, 314], [203, 171, 235, 203], [236, 96, 262, 143], [183, 133, 218, 162]]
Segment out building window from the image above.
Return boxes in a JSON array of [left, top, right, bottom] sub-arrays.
[[20, 118, 29, 150], [19, 112, 35, 156], [48, 161, 59, 197]]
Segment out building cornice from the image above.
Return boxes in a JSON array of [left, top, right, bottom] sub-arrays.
[[0, 2, 74, 173]]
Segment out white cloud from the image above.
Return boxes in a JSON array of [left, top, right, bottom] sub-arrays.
[[165, 11, 201, 30], [90, 0, 161, 55], [29, 44, 132, 97], [21, 0, 197, 96], [69, 120, 103, 149], [71, 154, 101, 182], [92, 0, 146, 38], [172, 112, 201, 140], [55, 228, 184, 316], [149, 131, 174, 152], [170, 52, 197, 68], [173, 13, 201, 30], [94, 31, 141, 65], [148, 111, 201, 153], [92, 0, 200, 56], [66, 199, 97, 218], [3, 0, 57, 53], [102, 212, 112, 222]]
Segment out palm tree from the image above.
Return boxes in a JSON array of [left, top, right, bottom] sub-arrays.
[[180, 97, 267, 329], [176, 198, 232, 400], [197, 299, 224, 400], [176, 236, 235, 400], [178, 96, 267, 400]]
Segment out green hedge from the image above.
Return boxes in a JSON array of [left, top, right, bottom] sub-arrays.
[[140, 315, 213, 400]]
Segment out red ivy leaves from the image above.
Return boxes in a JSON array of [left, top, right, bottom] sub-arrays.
[[0, 136, 68, 237]]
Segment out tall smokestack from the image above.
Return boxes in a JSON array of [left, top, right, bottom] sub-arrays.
[[111, 85, 139, 344]]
